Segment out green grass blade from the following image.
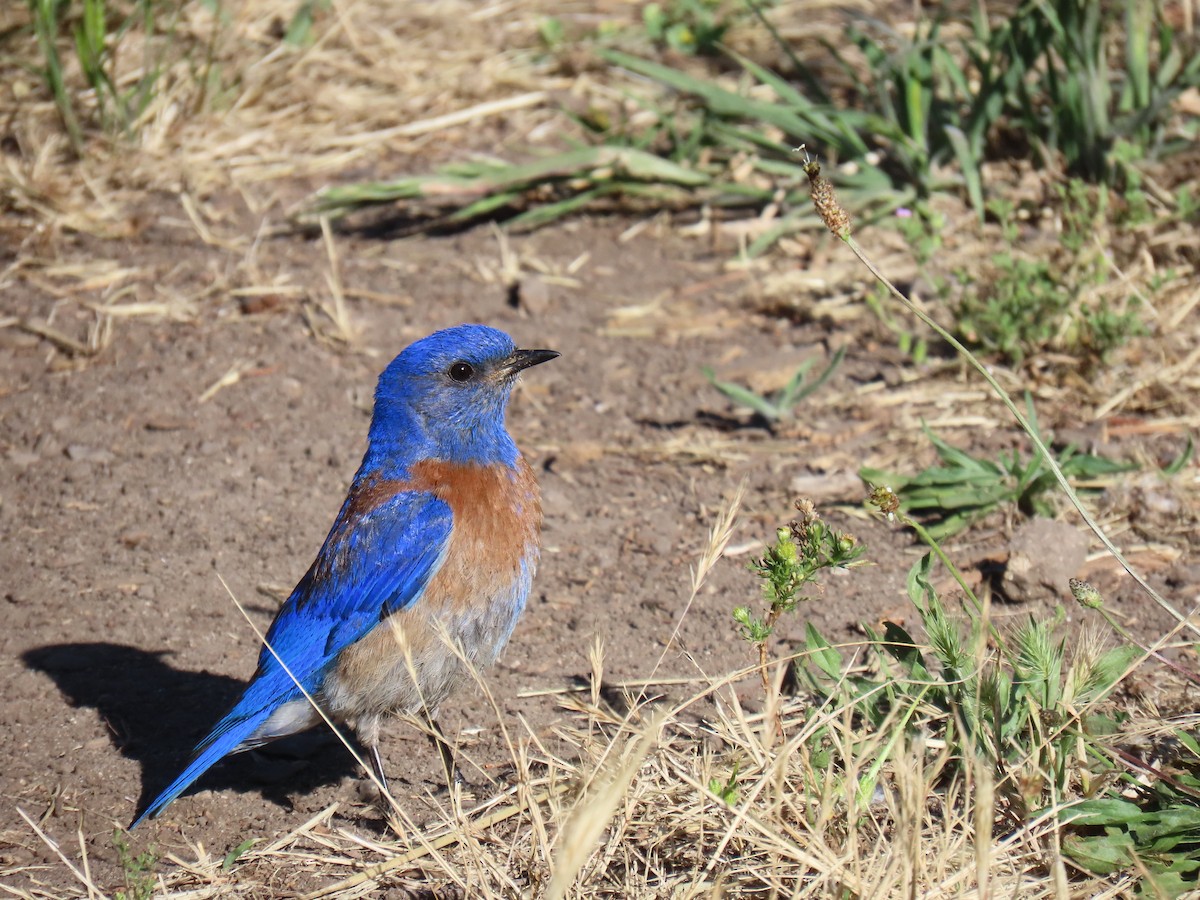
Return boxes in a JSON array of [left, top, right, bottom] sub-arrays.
[[744, 0, 831, 104], [504, 186, 611, 230], [447, 189, 527, 222], [777, 358, 817, 406], [944, 125, 985, 221], [1124, 0, 1151, 112], [31, 0, 83, 152], [1162, 435, 1194, 476], [702, 367, 780, 420], [724, 50, 869, 156], [785, 345, 845, 405], [598, 48, 852, 151]]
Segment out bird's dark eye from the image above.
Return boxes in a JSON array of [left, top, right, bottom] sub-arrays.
[[448, 361, 474, 383]]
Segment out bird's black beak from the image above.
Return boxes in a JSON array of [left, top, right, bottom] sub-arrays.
[[500, 348, 560, 376]]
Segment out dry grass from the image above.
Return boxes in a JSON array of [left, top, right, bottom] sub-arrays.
[[2, 0, 578, 223], [19, 660, 1132, 898]]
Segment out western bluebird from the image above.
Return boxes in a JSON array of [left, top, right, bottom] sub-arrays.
[[131, 324, 557, 826]]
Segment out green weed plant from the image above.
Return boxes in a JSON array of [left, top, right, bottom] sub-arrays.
[[113, 830, 156, 900], [29, 0, 163, 147], [739, 496, 1199, 894], [953, 180, 1146, 364], [25, 0, 228, 151], [734, 499, 866, 694], [858, 422, 1137, 540], [702, 346, 844, 426], [641, 0, 735, 56]]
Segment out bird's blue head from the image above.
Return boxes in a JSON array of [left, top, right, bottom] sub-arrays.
[[366, 324, 558, 472]]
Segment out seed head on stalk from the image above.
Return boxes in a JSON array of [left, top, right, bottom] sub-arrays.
[[796, 145, 852, 240]]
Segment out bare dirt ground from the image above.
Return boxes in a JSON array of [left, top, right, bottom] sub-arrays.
[[2, 1, 1198, 896]]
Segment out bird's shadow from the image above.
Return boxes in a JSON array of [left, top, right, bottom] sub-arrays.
[[636, 413, 777, 434], [22, 643, 363, 822]]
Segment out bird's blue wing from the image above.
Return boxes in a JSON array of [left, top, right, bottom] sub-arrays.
[[130, 485, 452, 827], [257, 486, 454, 690]]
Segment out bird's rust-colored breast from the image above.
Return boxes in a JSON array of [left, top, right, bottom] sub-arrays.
[[323, 457, 540, 582], [405, 458, 541, 615]]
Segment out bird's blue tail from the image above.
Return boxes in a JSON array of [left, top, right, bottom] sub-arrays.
[[130, 674, 304, 828]]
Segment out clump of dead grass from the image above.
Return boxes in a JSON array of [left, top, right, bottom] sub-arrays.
[[71, 670, 1134, 897], [27, 676, 1107, 897], [2, 0, 574, 226]]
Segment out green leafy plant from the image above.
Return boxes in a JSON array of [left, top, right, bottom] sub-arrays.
[[796, 546, 1140, 813], [986, 196, 1022, 243], [113, 830, 157, 900], [707, 761, 741, 806], [797, 104, 1200, 899], [795, 491, 1196, 892], [736, 499, 866, 695], [1176, 184, 1200, 223], [859, 423, 1138, 539], [1079, 296, 1147, 359], [957, 252, 1145, 364], [955, 179, 1146, 364], [957, 253, 1073, 363], [1064, 795, 1200, 895], [703, 346, 844, 425], [538, 16, 566, 50], [889, 205, 946, 265], [642, 0, 735, 56], [1058, 585, 1200, 895]]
